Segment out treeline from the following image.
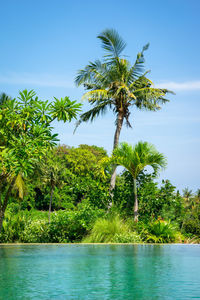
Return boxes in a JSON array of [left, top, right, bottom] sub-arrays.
[[1, 144, 200, 243]]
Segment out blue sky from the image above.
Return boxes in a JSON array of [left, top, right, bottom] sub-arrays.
[[1, 0, 200, 192]]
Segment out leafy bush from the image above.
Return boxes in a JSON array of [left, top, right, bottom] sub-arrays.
[[1, 210, 29, 242], [140, 220, 180, 243], [112, 232, 142, 243], [5, 202, 21, 215], [0, 202, 104, 243], [20, 220, 50, 243], [1, 208, 49, 242], [49, 202, 104, 242], [182, 218, 200, 236]]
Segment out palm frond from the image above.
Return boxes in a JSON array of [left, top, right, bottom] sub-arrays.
[[75, 60, 108, 87], [98, 29, 126, 59], [112, 141, 167, 178], [128, 43, 150, 81], [82, 89, 109, 101], [133, 87, 172, 111], [14, 172, 25, 199], [74, 99, 113, 133]]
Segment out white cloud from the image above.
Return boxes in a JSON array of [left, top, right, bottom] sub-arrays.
[[0, 72, 74, 88], [156, 80, 200, 91], [135, 116, 200, 126], [1, 71, 200, 92]]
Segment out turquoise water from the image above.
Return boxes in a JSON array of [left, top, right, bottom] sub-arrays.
[[0, 245, 200, 299]]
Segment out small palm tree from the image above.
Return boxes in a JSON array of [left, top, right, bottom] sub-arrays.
[[40, 160, 64, 224], [75, 29, 172, 191], [0, 93, 11, 105], [111, 141, 167, 221], [182, 187, 193, 208]]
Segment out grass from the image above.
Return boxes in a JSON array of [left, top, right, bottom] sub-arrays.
[[82, 215, 141, 243]]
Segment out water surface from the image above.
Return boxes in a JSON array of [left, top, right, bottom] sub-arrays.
[[0, 244, 199, 299]]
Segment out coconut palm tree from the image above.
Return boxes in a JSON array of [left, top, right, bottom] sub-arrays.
[[75, 29, 172, 191], [111, 141, 167, 221]]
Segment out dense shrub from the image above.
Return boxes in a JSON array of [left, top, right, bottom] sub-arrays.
[[48, 201, 105, 242], [1, 208, 29, 242], [0, 201, 105, 243], [140, 220, 181, 243], [1, 208, 49, 242], [182, 218, 200, 236], [112, 232, 141, 243], [114, 171, 185, 225], [20, 220, 50, 243]]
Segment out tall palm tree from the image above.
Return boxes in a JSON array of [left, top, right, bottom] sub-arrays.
[[75, 29, 172, 191], [111, 141, 167, 221]]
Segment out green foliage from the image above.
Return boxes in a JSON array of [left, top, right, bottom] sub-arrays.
[[0, 90, 81, 180], [51, 97, 82, 122], [62, 176, 110, 208], [83, 215, 141, 243], [49, 201, 104, 242], [1, 211, 28, 242], [78, 144, 107, 159], [112, 232, 141, 243], [140, 220, 180, 243], [114, 172, 185, 224], [0, 202, 104, 243], [30, 145, 110, 211], [0, 92, 197, 244], [0, 208, 49, 242], [0, 89, 81, 232], [65, 147, 102, 177], [108, 142, 167, 221], [20, 220, 50, 243], [182, 218, 200, 236]]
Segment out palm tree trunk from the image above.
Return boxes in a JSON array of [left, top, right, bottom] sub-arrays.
[[0, 177, 16, 233], [133, 178, 138, 222], [0, 208, 4, 233], [109, 111, 124, 196], [48, 188, 54, 224]]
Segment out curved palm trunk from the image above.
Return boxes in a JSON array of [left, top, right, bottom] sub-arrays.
[[48, 188, 54, 224], [109, 111, 124, 198], [133, 178, 138, 222]]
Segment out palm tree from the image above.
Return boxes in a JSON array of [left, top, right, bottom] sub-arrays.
[[111, 141, 167, 221], [75, 29, 172, 191], [182, 187, 193, 208], [0, 93, 11, 105], [40, 159, 64, 224]]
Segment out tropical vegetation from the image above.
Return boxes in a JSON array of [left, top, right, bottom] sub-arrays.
[[0, 29, 199, 244]]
